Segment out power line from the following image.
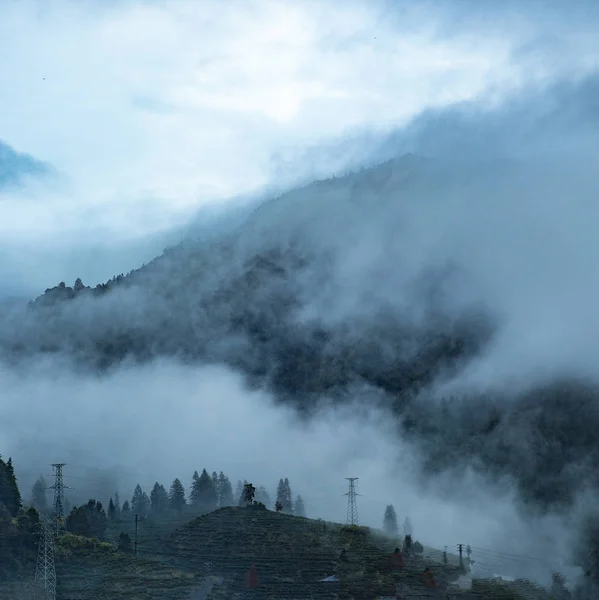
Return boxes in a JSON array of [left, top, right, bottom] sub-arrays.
[[344, 477, 359, 526]]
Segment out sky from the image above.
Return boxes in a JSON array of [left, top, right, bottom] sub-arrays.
[[3, 0, 599, 588], [3, 0, 599, 295]]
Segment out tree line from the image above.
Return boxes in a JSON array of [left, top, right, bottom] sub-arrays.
[[27, 468, 306, 543]]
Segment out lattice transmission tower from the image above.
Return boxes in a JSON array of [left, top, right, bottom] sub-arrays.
[[49, 463, 68, 537], [344, 477, 360, 526], [35, 516, 56, 600]]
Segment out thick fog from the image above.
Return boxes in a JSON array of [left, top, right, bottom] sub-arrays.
[[3, 0, 599, 592]]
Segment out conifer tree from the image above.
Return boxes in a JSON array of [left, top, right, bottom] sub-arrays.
[[121, 500, 131, 519], [383, 505, 399, 537], [276, 478, 293, 513], [169, 478, 186, 513], [108, 497, 116, 521], [66, 499, 108, 539], [31, 475, 48, 514], [402, 534, 413, 556], [131, 484, 149, 518], [150, 482, 169, 516], [0, 456, 22, 516], [255, 486, 271, 507], [114, 492, 121, 514], [235, 480, 244, 505], [276, 479, 285, 511], [294, 495, 306, 517], [212, 471, 220, 507], [190, 471, 201, 506], [190, 469, 217, 513], [218, 473, 234, 507]]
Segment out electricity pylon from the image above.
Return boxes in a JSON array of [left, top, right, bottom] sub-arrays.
[[344, 477, 360, 526], [35, 516, 56, 600], [49, 463, 68, 537]]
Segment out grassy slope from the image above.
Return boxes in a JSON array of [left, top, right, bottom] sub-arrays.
[[54, 534, 199, 600]]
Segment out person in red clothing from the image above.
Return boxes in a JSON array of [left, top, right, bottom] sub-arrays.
[[390, 547, 404, 571], [421, 567, 436, 589], [246, 564, 259, 589]]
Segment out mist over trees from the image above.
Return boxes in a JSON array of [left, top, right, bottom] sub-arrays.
[[383, 505, 399, 537], [4, 65, 599, 596], [30, 476, 47, 514]]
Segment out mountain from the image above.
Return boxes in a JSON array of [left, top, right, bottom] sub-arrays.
[[1, 154, 492, 405], [2, 153, 599, 527]]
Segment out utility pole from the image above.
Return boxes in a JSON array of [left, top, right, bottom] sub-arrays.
[[49, 463, 69, 538], [35, 516, 56, 600], [134, 513, 139, 558], [457, 543, 465, 571], [344, 478, 359, 526]]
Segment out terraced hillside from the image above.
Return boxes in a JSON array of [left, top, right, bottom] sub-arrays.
[[1, 504, 558, 599], [54, 535, 200, 600], [161, 505, 472, 599]]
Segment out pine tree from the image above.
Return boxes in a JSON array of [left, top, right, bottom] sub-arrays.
[[131, 484, 149, 518], [402, 534, 413, 556], [284, 478, 293, 513], [190, 469, 217, 513], [31, 476, 48, 514], [212, 471, 220, 507], [0, 456, 22, 516], [114, 492, 121, 514], [190, 471, 201, 506], [218, 473, 234, 507], [121, 500, 131, 519], [255, 486, 271, 507], [108, 497, 116, 521], [66, 499, 108, 539], [150, 483, 169, 516], [276, 479, 285, 511], [276, 478, 293, 514], [383, 505, 399, 537], [235, 480, 244, 505], [169, 478, 186, 514], [200, 469, 217, 512], [294, 495, 306, 517]]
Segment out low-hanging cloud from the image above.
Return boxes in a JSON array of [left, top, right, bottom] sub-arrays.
[[4, 0, 599, 295], [4, 0, 599, 591], [1, 356, 579, 586]]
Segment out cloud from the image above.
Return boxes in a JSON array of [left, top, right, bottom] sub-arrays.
[[3, 357, 576, 584], [0, 140, 54, 188], [4, 0, 599, 295]]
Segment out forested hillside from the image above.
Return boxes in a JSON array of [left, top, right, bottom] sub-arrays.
[[1, 454, 578, 599]]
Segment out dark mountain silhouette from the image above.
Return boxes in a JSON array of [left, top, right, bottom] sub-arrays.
[[2, 154, 599, 529]]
